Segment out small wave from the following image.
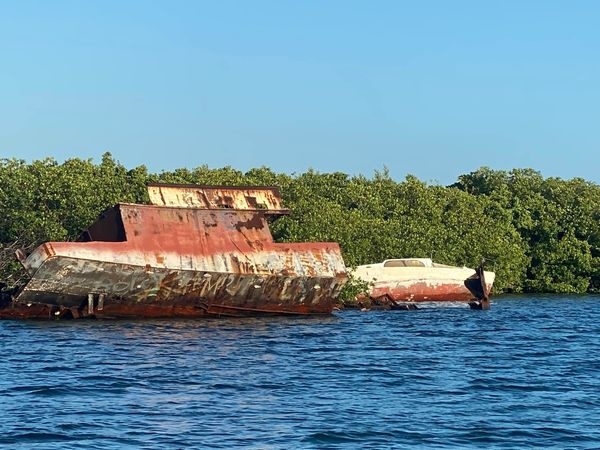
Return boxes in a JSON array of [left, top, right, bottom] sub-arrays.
[[0, 432, 72, 444], [2, 295, 600, 449], [305, 429, 417, 445]]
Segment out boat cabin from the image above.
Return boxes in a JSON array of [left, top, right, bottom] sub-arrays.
[[382, 258, 434, 268]]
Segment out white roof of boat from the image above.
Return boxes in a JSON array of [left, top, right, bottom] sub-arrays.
[[357, 258, 435, 269]]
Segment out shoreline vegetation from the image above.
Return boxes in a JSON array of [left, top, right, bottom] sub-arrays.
[[2, 152, 600, 301]]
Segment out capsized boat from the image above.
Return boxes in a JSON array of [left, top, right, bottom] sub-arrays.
[[0, 184, 348, 319], [351, 258, 495, 304]]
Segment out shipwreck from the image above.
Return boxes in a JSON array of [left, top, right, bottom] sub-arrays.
[[352, 258, 495, 308], [0, 184, 348, 319]]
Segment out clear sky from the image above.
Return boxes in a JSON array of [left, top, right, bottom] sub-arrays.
[[1, 0, 599, 185]]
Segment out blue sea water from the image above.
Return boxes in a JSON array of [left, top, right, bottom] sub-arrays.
[[1, 295, 600, 449]]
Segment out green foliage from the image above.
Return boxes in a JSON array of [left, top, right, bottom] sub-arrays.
[[338, 272, 373, 305], [0, 152, 148, 244], [2, 156, 599, 295], [454, 167, 600, 293]]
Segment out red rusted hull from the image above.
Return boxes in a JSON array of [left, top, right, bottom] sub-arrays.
[[369, 281, 492, 302], [0, 298, 334, 320], [0, 302, 52, 319], [1, 185, 348, 319]]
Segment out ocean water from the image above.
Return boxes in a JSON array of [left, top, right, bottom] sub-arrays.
[[1, 295, 600, 449]]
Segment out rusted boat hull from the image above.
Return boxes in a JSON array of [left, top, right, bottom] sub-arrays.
[[1, 295, 336, 320], [1, 184, 348, 319], [8, 258, 342, 319]]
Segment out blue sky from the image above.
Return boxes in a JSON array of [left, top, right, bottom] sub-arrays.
[[1, 0, 599, 185]]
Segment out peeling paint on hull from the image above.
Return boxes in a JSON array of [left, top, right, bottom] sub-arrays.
[[368, 280, 493, 302], [1, 184, 348, 319], [352, 258, 495, 303], [15, 258, 343, 318]]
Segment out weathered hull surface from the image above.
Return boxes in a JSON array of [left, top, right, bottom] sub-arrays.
[[11, 256, 343, 318], [353, 259, 495, 303], [1, 185, 348, 319], [368, 277, 494, 302]]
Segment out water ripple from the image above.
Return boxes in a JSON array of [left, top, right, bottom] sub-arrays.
[[1, 295, 600, 448]]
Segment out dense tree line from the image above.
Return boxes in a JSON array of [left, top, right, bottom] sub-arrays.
[[2, 152, 600, 295]]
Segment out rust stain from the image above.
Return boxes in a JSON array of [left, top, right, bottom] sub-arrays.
[[2, 184, 348, 320], [147, 184, 289, 214]]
